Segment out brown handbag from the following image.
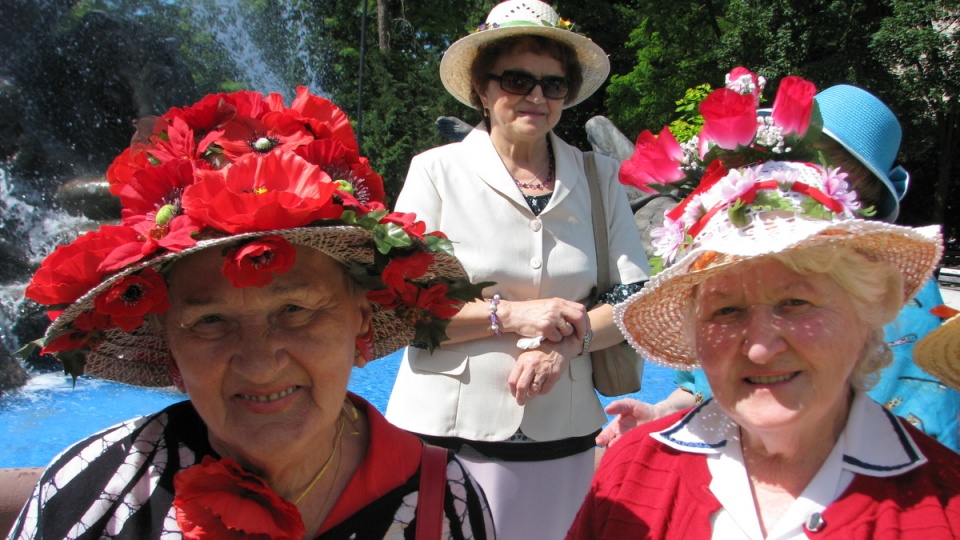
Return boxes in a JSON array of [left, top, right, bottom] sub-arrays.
[[583, 152, 644, 397]]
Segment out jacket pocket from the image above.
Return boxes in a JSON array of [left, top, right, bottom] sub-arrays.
[[407, 347, 468, 376]]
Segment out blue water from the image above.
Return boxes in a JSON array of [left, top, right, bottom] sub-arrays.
[[0, 351, 676, 468]]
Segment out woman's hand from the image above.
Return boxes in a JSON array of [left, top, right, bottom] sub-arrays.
[[595, 389, 698, 447], [507, 335, 582, 405], [498, 297, 588, 343]]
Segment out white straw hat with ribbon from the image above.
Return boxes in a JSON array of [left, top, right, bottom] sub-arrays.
[[439, 0, 610, 109], [614, 67, 943, 370]]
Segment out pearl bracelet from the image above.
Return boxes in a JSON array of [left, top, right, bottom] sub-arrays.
[[488, 294, 503, 335]]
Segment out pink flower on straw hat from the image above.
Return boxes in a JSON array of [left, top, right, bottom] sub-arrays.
[[619, 127, 687, 194], [725, 66, 765, 105], [697, 88, 758, 156], [772, 75, 817, 137]]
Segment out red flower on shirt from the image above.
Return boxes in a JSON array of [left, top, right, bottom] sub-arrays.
[[174, 456, 305, 540]]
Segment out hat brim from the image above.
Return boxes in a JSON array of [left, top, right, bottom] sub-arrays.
[[913, 313, 960, 391], [615, 220, 943, 370], [46, 226, 468, 387], [439, 25, 610, 110]]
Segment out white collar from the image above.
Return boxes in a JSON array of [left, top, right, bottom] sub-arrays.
[[653, 391, 928, 477]]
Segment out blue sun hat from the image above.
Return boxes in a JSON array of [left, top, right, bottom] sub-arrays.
[[815, 84, 909, 223]]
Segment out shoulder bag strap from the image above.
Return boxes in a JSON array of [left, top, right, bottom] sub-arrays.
[[584, 151, 611, 294], [416, 444, 448, 540]]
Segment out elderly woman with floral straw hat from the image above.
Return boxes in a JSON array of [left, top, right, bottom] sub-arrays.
[[384, 1, 650, 538], [8, 89, 495, 539], [599, 79, 960, 452], [567, 72, 960, 539]]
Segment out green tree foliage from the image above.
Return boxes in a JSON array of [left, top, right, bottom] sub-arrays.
[[606, 0, 957, 243], [872, 1, 960, 232]]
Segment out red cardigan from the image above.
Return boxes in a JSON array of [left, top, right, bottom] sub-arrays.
[[567, 409, 960, 539]]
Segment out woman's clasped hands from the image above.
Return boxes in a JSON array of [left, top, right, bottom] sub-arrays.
[[498, 297, 590, 405]]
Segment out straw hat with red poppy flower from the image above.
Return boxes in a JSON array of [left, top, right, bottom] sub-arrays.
[[614, 67, 943, 370], [23, 87, 484, 387]]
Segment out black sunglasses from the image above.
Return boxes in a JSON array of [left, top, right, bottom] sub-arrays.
[[488, 70, 569, 100]]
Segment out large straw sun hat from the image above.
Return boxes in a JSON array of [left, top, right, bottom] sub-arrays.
[[913, 313, 960, 391], [615, 68, 943, 370], [439, 0, 610, 109], [24, 88, 478, 387]]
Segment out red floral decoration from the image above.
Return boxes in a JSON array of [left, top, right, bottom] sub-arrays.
[[221, 236, 297, 288], [618, 127, 687, 194], [619, 66, 824, 199], [25, 86, 483, 375], [25, 226, 142, 308], [93, 269, 171, 332], [182, 151, 338, 234], [174, 456, 305, 540], [697, 88, 759, 156], [771, 75, 817, 137]]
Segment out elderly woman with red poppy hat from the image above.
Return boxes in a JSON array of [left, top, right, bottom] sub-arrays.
[[8, 89, 494, 539], [567, 71, 960, 539]]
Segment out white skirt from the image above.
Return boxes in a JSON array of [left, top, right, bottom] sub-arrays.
[[458, 449, 596, 540]]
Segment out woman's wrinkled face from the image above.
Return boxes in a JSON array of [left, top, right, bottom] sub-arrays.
[[164, 245, 372, 467], [694, 258, 867, 437], [479, 49, 565, 143]]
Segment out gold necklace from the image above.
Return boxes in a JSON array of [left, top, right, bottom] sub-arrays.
[[294, 415, 345, 505]]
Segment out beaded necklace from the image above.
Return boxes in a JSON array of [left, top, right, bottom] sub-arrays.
[[512, 139, 554, 191]]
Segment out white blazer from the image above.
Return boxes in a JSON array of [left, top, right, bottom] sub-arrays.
[[385, 126, 650, 442]]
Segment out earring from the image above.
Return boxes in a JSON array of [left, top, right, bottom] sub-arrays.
[[483, 107, 490, 118], [355, 326, 375, 363]]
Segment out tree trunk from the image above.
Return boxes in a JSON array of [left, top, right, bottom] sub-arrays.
[[377, 0, 390, 50]]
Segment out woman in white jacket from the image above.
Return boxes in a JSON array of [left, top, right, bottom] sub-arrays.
[[385, 2, 649, 538]]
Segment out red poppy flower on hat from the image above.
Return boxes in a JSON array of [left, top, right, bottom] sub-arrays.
[[26, 225, 143, 307], [619, 127, 686, 193], [164, 92, 237, 134], [93, 268, 171, 332], [216, 111, 315, 162], [99, 215, 202, 274], [118, 159, 200, 223], [771, 75, 817, 137], [40, 311, 113, 354], [698, 88, 758, 155], [221, 236, 297, 288], [174, 456, 305, 540], [289, 86, 358, 152], [106, 144, 153, 196], [295, 139, 386, 211], [181, 151, 338, 234]]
